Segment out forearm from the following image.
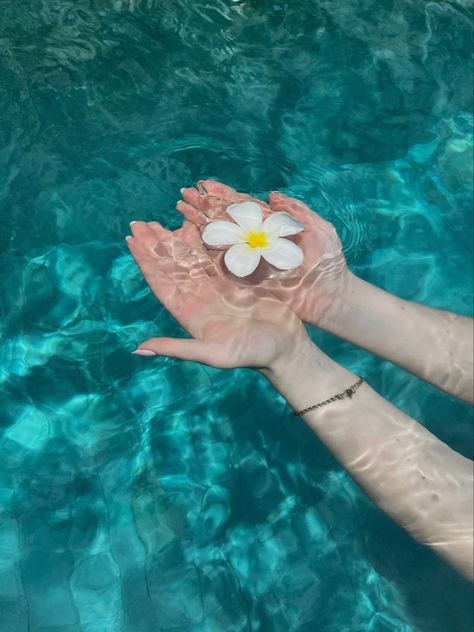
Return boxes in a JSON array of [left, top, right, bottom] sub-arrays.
[[262, 341, 474, 579], [319, 273, 474, 403]]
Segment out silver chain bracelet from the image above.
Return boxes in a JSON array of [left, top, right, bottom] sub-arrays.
[[294, 378, 364, 416]]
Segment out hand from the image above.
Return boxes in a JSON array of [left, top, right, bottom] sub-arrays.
[[126, 219, 310, 370], [176, 180, 350, 326]]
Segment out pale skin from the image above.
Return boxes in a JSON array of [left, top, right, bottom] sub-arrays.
[[127, 181, 473, 580], [176, 181, 474, 404]]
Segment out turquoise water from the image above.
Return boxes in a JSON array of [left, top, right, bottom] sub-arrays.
[[0, 1, 473, 630]]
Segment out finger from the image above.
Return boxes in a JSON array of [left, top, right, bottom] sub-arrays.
[[126, 236, 176, 295], [176, 200, 206, 225], [126, 234, 151, 260], [196, 180, 239, 198], [130, 221, 161, 249], [126, 234, 217, 333], [268, 192, 330, 227], [177, 220, 202, 244], [148, 220, 200, 255], [126, 234, 159, 271], [132, 336, 220, 365], [268, 192, 311, 217], [147, 221, 172, 239], [180, 187, 206, 209], [173, 220, 206, 251], [131, 221, 189, 259], [174, 219, 193, 236], [178, 193, 227, 220], [199, 180, 271, 211]]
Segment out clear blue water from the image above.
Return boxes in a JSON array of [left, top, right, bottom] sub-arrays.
[[0, 1, 473, 631]]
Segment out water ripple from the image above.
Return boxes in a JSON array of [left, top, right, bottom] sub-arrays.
[[0, 1, 472, 631]]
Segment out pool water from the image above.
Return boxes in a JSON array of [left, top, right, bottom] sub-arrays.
[[0, 1, 473, 631]]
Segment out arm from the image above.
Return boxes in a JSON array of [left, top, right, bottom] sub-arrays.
[[127, 216, 473, 580], [318, 272, 474, 404], [177, 183, 474, 403], [266, 190, 474, 403], [262, 339, 474, 580]]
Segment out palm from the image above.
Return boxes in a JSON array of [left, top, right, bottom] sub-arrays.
[[127, 220, 308, 368], [177, 181, 348, 324]]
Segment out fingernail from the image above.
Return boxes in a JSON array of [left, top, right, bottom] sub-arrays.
[[180, 188, 186, 194], [130, 221, 137, 225], [132, 349, 157, 356], [125, 235, 132, 241]]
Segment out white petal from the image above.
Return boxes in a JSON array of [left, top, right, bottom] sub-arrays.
[[224, 243, 261, 277], [261, 238, 304, 270], [202, 220, 245, 247], [226, 201, 263, 231], [261, 212, 304, 238]]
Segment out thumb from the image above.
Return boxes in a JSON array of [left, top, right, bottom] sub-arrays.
[[132, 336, 220, 365]]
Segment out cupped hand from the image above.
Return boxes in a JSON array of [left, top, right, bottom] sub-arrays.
[[126, 219, 310, 370], [177, 181, 349, 326]]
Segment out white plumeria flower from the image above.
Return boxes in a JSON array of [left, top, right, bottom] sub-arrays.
[[201, 201, 304, 277]]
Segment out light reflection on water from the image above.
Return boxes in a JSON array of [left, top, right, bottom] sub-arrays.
[[0, 1, 473, 631]]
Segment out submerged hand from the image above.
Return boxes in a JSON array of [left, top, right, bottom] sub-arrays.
[[126, 220, 310, 369], [177, 180, 349, 326]]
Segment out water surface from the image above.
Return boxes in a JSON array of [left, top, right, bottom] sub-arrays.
[[0, 1, 473, 631]]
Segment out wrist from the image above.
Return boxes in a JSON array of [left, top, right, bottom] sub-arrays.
[[260, 338, 355, 414], [317, 270, 362, 334], [260, 336, 323, 383]]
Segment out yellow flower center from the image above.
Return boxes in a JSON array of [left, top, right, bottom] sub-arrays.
[[245, 230, 269, 249]]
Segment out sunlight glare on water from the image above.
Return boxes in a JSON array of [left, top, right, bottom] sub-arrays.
[[0, 1, 473, 631]]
